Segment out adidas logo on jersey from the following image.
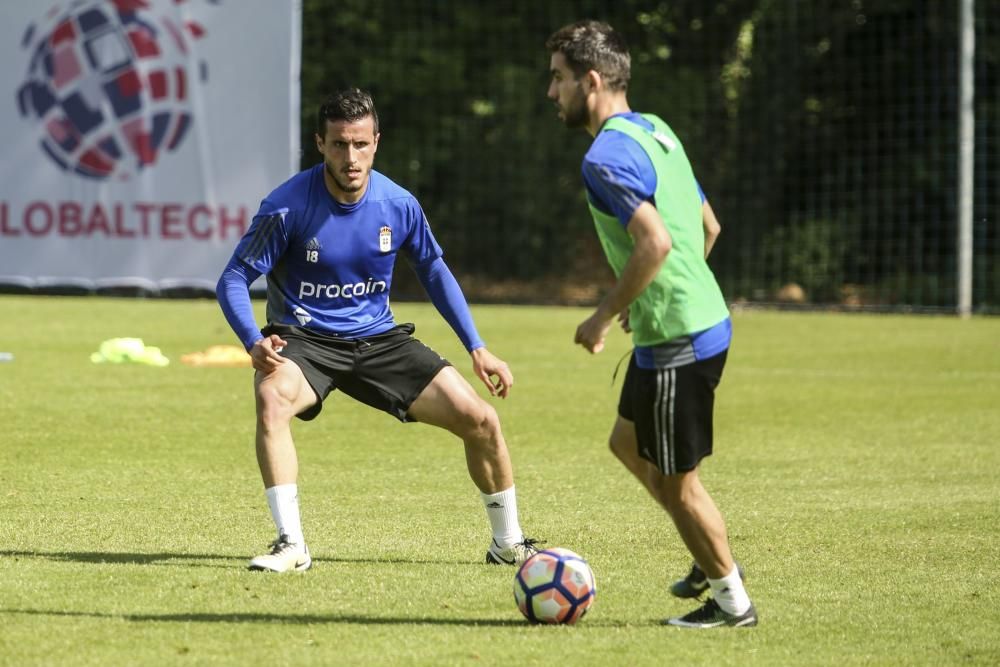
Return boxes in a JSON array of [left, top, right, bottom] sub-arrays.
[[304, 237, 322, 263]]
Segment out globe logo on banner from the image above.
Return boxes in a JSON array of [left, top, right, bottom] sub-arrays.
[[15, 0, 212, 181]]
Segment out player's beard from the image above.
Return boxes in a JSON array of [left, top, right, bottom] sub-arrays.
[[559, 85, 588, 129], [326, 161, 365, 194]]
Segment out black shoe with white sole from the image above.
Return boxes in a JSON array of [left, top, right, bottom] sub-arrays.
[[669, 561, 745, 599], [663, 598, 758, 628]]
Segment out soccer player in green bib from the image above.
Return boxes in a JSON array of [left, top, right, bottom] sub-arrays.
[[546, 20, 757, 628]]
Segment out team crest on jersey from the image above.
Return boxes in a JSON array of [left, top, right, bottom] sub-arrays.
[[305, 237, 321, 263], [379, 226, 392, 252]]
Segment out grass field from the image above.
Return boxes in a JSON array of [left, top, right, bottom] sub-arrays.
[[1, 295, 998, 666]]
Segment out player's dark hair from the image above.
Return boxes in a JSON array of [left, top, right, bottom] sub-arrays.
[[316, 88, 379, 137], [545, 20, 630, 92]]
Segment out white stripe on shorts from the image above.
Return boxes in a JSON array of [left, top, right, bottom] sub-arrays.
[[667, 367, 677, 473], [655, 368, 677, 474], [654, 369, 665, 472]]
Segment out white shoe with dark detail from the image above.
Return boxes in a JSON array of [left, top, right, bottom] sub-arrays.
[[248, 535, 311, 572], [485, 536, 541, 565]]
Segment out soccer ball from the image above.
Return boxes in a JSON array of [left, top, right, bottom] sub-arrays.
[[513, 547, 596, 625]]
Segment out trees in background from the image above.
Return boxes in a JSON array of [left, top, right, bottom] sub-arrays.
[[300, 0, 998, 310]]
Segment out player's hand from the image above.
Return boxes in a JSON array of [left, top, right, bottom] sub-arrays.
[[617, 308, 631, 333], [574, 310, 614, 354], [250, 334, 287, 373], [471, 347, 513, 399]]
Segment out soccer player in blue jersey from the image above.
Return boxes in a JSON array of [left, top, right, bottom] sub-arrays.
[[546, 21, 757, 627], [217, 88, 537, 572]]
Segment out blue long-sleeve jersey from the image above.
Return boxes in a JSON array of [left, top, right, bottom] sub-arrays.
[[217, 164, 483, 352]]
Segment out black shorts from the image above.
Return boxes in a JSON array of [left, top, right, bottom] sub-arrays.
[[261, 322, 451, 422], [618, 350, 727, 474]]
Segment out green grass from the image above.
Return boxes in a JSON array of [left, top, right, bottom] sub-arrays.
[[1, 296, 998, 666]]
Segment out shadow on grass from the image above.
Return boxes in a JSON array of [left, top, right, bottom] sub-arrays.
[[3, 607, 535, 627], [0, 550, 497, 567], [0, 550, 242, 567]]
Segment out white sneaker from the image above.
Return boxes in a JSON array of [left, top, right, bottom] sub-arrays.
[[485, 536, 541, 565], [248, 535, 312, 572]]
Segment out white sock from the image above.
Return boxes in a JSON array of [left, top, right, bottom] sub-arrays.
[[265, 484, 304, 544], [708, 564, 752, 616], [481, 486, 522, 547]]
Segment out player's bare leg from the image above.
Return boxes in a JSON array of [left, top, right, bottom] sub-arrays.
[[248, 361, 317, 572], [609, 415, 753, 622], [657, 470, 756, 628], [609, 417, 668, 508], [254, 361, 316, 487], [652, 469, 734, 579], [610, 416, 735, 572], [408, 366, 513, 493], [408, 366, 536, 564]]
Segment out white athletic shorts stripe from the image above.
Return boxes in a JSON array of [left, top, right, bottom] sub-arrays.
[[654, 369, 664, 471], [655, 368, 677, 474]]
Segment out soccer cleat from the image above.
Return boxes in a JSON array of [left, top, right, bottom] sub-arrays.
[[485, 536, 541, 565], [248, 535, 312, 572], [663, 597, 758, 628], [669, 560, 745, 599]]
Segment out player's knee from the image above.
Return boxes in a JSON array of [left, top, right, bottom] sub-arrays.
[[459, 400, 501, 442], [474, 402, 502, 440], [255, 381, 297, 428], [608, 432, 629, 463], [656, 470, 697, 510], [608, 420, 636, 465]]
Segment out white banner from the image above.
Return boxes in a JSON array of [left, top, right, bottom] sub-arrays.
[[0, 0, 300, 291]]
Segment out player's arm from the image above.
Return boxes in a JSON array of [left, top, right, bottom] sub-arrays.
[[702, 199, 721, 259], [217, 258, 263, 350], [413, 257, 513, 398], [694, 180, 720, 259], [575, 202, 671, 353], [216, 259, 286, 372], [216, 207, 290, 371]]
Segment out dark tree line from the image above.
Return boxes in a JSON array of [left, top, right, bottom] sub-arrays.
[[300, 0, 999, 311]]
